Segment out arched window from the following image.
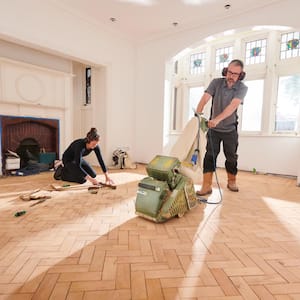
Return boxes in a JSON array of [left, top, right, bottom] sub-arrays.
[[170, 29, 300, 136]]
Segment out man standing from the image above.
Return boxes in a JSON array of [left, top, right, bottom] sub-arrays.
[[196, 59, 248, 195]]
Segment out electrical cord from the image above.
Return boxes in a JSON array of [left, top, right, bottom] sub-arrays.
[[196, 121, 223, 205], [191, 113, 201, 166]]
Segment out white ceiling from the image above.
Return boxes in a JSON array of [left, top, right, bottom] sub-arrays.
[[51, 0, 281, 42]]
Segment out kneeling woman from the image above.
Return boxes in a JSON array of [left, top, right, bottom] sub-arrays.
[[61, 128, 113, 185]]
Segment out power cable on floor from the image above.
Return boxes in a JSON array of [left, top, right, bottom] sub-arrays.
[[196, 119, 223, 205]]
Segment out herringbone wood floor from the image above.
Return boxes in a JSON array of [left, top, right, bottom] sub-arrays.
[[0, 165, 300, 300]]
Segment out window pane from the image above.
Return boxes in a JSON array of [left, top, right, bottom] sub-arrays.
[[188, 86, 204, 119], [280, 32, 300, 60], [245, 39, 267, 65], [190, 53, 205, 75], [215, 46, 233, 71], [241, 80, 264, 131], [275, 75, 300, 132]]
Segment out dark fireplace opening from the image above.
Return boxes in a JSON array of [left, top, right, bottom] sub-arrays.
[[16, 138, 40, 168]]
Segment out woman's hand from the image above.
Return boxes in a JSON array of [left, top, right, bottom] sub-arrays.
[[86, 175, 99, 186], [105, 172, 115, 186], [91, 178, 99, 185]]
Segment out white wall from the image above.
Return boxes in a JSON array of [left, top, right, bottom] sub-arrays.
[[0, 0, 136, 164], [135, 0, 300, 178], [230, 136, 300, 176], [0, 40, 72, 73]]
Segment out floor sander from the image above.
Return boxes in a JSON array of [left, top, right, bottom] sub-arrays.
[[135, 155, 198, 223], [135, 114, 208, 223]]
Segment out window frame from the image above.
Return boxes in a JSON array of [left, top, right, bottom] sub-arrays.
[[169, 30, 300, 137]]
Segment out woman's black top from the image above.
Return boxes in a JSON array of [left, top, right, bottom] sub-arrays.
[[62, 138, 107, 176]]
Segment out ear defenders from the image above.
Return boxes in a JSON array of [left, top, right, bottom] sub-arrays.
[[222, 67, 246, 81]]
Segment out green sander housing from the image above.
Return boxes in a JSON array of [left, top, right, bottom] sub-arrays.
[[135, 155, 198, 223]]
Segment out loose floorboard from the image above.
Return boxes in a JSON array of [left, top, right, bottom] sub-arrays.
[[0, 165, 299, 299]]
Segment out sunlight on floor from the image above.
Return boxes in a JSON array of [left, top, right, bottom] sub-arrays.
[[262, 196, 300, 238], [0, 172, 145, 205], [96, 172, 145, 185], [3, 172, 226, 298], [177, 187, 222, 297], [2, 172, 145, 274]]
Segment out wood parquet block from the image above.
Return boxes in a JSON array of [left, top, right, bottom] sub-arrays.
[[0, 166, 300, 299]]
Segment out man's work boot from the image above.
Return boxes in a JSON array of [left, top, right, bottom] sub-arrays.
[[227, 172, 239, 192], [196, 172, 213, 196]]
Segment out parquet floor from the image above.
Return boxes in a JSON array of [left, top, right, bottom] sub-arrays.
[[0, 165, 300, 299]]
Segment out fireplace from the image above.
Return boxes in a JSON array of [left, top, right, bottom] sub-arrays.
[[16, 137, 40, 168], [1, 116, 59, 173]]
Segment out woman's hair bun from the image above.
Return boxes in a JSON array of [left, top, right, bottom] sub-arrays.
[[86, 127, 100, 142]]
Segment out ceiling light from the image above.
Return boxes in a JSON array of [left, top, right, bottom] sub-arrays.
[[182, 0, 204, 4], [110, 17, 117, 22], [224, 4, 231, 10], [118, 0, 154, 6], [172, 22, 179, 27]]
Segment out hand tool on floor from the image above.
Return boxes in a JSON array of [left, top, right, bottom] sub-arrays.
[[51, 183, 92, 191], [51, 182, 117, 191], [98, 182, 117, 189]]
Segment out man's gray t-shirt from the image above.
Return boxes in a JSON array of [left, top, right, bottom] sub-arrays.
[[205, 78, 248, 132]]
